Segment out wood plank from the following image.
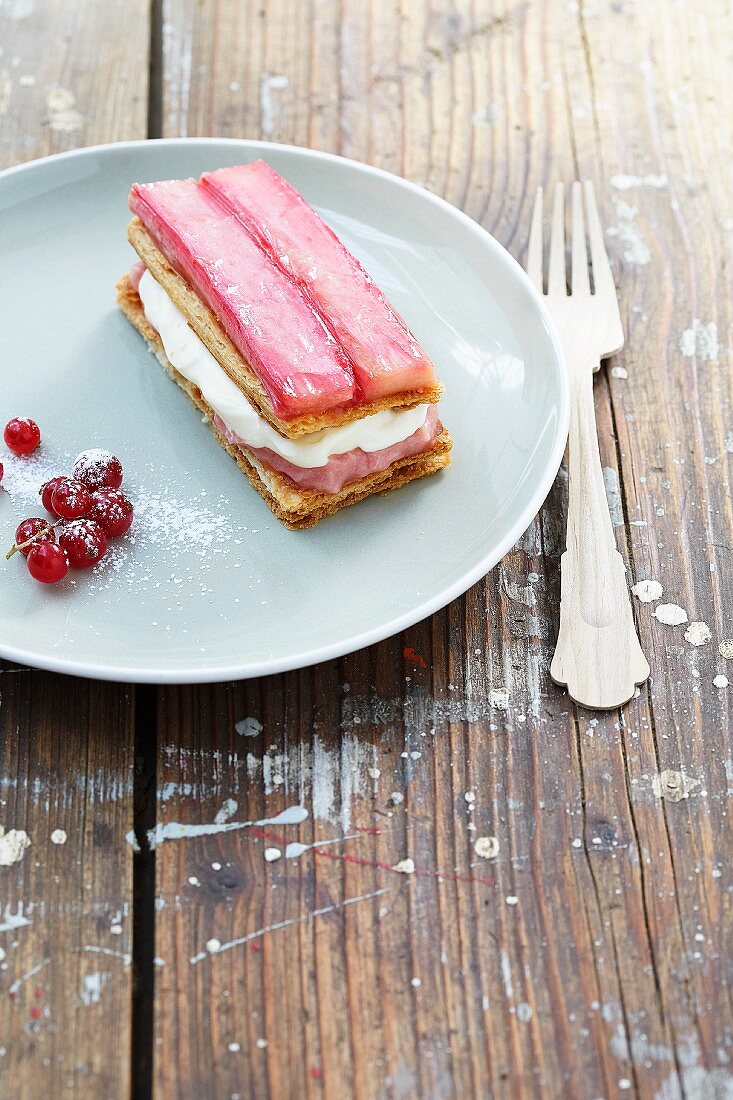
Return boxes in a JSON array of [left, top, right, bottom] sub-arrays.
[[0, 1, 149, 1096], [153, 1, 733, 1097]]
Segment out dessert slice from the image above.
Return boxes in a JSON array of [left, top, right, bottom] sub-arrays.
[[118, 165, 451, 529], [201, 161, 439, 403]]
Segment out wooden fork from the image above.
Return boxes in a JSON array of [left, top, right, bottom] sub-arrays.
[[526, 181, 650, 709]]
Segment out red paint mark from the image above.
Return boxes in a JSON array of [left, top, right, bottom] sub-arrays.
[[310, 1067, 323, 1080], [30, 1006, 42, 1019], [33, 987, 43, 999], [403, 646, 427, 669], [249, 939, 262, 953], [249, 826, 493, 886]]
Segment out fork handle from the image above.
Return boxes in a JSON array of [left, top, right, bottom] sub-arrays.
[[550, 362, 650, 709]]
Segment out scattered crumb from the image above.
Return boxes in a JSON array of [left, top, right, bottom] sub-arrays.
[[393, 858, 415, 874], [685, 622, 712, 647], [228, 1042, 240, 1053], [264, 848, 282, 863], [653, 603, 688, 626], [516, 1002, 533, 1022], [0, 828, 31, 866], [389, 791, 404, 806], [719, 640, 733, 660], [653, 770, 701, 802], [206, 938, 221, 954], [50, 828, 67, 845], [464, 791, 476, 803], [256, 1038, 268, 1049], [489, 687, 510, 710], [368, 767, 381, 779], [713, 674, 729, 689], [505, 895, 519, 906], [110, 925, 122, 936], [235, 716, 263, 737], [571, 838, 582, 848], [188, 875, 200, 886], [474, 836, 499, 860], [411, 977, 422, 988], [632, 579, 663, 603], [611, 366, 628, 379]]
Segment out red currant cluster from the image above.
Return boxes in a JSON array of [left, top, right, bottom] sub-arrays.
[[3, 418, 134, 585]]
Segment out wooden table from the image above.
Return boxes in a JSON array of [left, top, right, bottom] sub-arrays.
[[1, 2, 731, 1097]]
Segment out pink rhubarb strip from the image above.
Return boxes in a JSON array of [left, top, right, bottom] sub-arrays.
[[200, 161, 438, 404], [129, 178, 355, 419]]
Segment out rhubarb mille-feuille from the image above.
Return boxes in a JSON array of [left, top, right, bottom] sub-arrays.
[[116, 161, 451, 529]]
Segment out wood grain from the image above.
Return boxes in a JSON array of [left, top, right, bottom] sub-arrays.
[[150, 2, 733, 1098], [0, 1, 148, 1096], [2, 0, 732, 1097]]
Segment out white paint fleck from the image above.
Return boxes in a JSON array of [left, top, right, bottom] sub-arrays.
[[606, 200, 651, 265], [264, 847, 281, 862], [259, 73, 289, 138], [516, 1002, 533, 1022], [611, 366, 628, 379], [50, 828, 67, 845], [256, 1038, 269, 1049], [489, 687, 510, 711], [80, 971, 111, 1007], [474, 836, 499, 860], [214, 798, 238, 825], [464, 791, 476, 804], [684, 622, 712, 647], [206, 938, 221, 954], [506, 895, 519, 906], [393, 858, 415, 875], [189, 888, 390, 964], [0, 827, 30, 866], [632, 579, 664, 603], [679, 320, 719, 361], [571, 838, 583, 848], [389, 791, 404, 806], [653, 604, 688, 627], [713, 675, 729, 689], [78, 945, 131, 965], [8, 957, 50, 996], [228, 1042, 240, 1052], [652, 770, 702, 802], [235, 716, 262, 737], [46, 86, 83, 133], [411, 977, 422, 988], [134, 805, 308, 850], [368, 767, 381, 779], [603, 467, 624, 526], [610, 173, 668, 190], [0, 903, 31, 933]]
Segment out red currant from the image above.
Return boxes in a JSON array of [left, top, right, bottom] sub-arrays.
[[4, 418, 41, 456], [14, 517, 56, 557], [40, 476, 68, 514], [58, 518, 107, 569], [26, 542, 68, 584], [72, 449, 123, 491], [51, 478, 92, 520], [88, 489, 134, 537]]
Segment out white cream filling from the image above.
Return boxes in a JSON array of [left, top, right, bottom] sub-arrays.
[[138, 270, 429, 469]]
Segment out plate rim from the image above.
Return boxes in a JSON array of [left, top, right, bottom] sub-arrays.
[[0, 137, 569, 683]]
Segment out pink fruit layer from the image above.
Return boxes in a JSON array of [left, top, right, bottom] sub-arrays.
[[201, 161, 437, 404], [129, 178, 355, 419]]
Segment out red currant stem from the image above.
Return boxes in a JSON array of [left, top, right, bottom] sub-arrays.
[[6, 520, 61, 560]]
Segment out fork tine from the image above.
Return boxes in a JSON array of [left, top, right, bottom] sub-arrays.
[[526, 187, 544, 291], [583, 179, 614, 293], [548, 182, 566, 295], [571, 182, 590, 295]]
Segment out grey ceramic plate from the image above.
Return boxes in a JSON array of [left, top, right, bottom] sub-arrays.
[[0, 139, 567, 683]]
